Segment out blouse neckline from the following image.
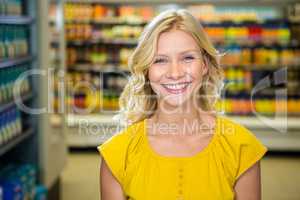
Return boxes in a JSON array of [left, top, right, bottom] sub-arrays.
[[142, 115, 220, 161]]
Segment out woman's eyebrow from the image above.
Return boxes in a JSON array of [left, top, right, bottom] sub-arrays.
[[179, 49, 200, 55], [154, 54, 169, 57], [155, 49, 200, 57]]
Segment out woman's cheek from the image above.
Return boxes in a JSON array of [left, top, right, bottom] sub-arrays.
[[187, 66, 205, 92], [149, 65, 165, 76], [149, 82, 161, 96], [148, 67, 164, 95], [189, 64, 202, 76]]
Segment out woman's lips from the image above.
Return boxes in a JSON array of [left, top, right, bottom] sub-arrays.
[[161, 82, 192, 94]]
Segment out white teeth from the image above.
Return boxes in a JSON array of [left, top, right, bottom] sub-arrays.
[[163, 82, 190, 90]]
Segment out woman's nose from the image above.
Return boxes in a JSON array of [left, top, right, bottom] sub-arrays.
[[166, 60, 185, 79]]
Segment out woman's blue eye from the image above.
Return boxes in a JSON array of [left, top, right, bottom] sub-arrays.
[[183, 56, 195, 62], [154, 58, 167, 64]]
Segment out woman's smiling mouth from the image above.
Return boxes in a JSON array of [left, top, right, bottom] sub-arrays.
[[161, 82, 192, 94]]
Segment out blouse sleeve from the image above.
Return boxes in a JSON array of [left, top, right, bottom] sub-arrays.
[[234, 124, 268, 180], [97, 130, 130, 185]]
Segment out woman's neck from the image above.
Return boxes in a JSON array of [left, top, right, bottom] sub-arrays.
[[154, 101, 200, 124], [148, 100, 215, 136]]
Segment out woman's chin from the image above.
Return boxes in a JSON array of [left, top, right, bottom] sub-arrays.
[[161, 95, 192, 109]]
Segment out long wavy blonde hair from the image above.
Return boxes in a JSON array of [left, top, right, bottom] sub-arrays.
[[114, 9, 224, 126]]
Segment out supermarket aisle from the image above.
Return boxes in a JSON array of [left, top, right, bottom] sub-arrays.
[[62, 152, 300, 200], [61, 152, 100, 200], [261, 156, 300, 200]]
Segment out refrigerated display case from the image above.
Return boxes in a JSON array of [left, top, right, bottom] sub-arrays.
[[37, 0, 68, 198], [0, 0, 66, 199]]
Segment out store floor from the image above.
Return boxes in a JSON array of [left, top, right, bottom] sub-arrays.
[[61, 152, 300, 200]]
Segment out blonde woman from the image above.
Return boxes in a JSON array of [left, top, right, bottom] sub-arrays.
[[98, 9, 267, 200]]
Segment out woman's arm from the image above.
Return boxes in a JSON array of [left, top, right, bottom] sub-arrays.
[[100, 158, 126, 200], [234, 161, 262, 200]]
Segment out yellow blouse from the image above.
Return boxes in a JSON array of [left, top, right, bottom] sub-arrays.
[[97, 115, 267, 200]]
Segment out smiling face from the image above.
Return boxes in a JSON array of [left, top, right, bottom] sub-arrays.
[[148, 29, 208, 108]]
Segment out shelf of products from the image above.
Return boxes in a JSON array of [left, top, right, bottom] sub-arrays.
[[63, 70, 126, 113], [0, 92, 32, 114], [0, 0, 23, 16], [63, 3, 300, 116], [63, 1, 300, 150], [0, 56, 33, 69], [0, 64, 31, 104], [0, 127, 33, 156], [0, 164, 47, 200], [0, 0, 49, 199], [0, 24, 30, 61], [65, 22, 298, 46], [0, 1, 35, 153], [0, 16, 34, 25]]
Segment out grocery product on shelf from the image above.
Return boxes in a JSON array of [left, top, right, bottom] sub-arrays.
[[221, 45, 300, 67], [65, 23, 92, 41], [64, 3, 155, 23], [0, 65, 30, 104], [0, 25, 29, 60], [223, 68, 252, 93], [216, 97, 300, 116], [64, 71, 127, 113], [0, 107, 22, 145], [0, 0, 23, 16], [0, 164, 47, 200], [205, 22, 291, 45], [64, 3, 94, 23], [66, 46, 132, 70], [0, 1, 51, 199], [188, 5, 282, 23]]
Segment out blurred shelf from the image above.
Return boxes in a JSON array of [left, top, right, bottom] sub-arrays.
[[67, 113, 300, 129], [0, 127, 34, 156], [66, 38, 300, 49], [0, 16, 34, 25], [64, 0, 300, 6], [221, 64, 300, 70], [214, 41, 299, 48], [65, 18, 300, 27], [203, 20, 300, 27], [67, 38, 138, 46], [0, 92, 33, 113], [65, 18, 299, 27], [65, 19, 91, 24], [65, 18, 298, 27], [67, 113, 119, 127], [67, 128, 116, 147], [65, 18, 148, 25], [67, 64, 130, 73], [0, 56, 34, 69], [229, 115, 300, 130], [229, 115, 300, 151], [66, 113, 123, 147]]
